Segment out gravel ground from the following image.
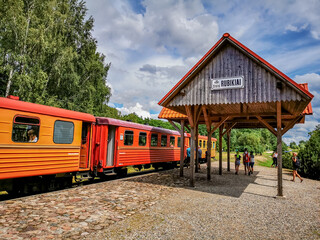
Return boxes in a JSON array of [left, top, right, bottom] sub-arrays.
[[95, 162, 320, 240], [0, 161, 319, 240]]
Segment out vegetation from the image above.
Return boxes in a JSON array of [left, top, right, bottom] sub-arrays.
[[0, 0, 111, 115], [296, 125, 320, 180]]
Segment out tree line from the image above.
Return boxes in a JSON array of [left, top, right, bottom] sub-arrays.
[[0, 0, 111, 115]]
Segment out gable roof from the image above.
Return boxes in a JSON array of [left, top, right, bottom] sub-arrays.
[[158, 33, 313, 107]]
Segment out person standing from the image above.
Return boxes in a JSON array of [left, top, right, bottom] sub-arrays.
[[243, 148, 249, 175], [271, 151, 278, 168], [185, 147, 191, 167], [291, 152, 303, 182], [248, 151, 255, 175], [197, 146, 202, 169], [234, 150, 241, 175]]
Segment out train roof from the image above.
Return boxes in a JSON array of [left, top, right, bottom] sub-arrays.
[[0, 96, 96, 122], [96, 117, 188, 136], [198, 135, 217, 141]]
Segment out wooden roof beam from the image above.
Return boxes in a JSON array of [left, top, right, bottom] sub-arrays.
[[195, 105, 202, 126], [282, 115, 303, 136], [222, 122, 237, 136], [185, 105, 194, 128], [211, 116, 229, 132], [168, 120, 181, 133], [202, 105, 211, 132], [256, 115, 277, 136]]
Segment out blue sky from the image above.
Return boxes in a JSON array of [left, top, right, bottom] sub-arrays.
[[85, 0, 320, 144]]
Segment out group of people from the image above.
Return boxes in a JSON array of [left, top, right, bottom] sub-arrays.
[[234, 148, 255, 175], [185, 146, 203, 169]]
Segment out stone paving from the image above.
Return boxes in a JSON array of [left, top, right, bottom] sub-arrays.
[[0, 173, 181, 240]]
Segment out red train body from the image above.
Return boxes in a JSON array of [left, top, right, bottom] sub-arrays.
[[91, 117, 186, 176]]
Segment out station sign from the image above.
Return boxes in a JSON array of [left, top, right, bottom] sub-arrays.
[[211, 76, 244, 90]]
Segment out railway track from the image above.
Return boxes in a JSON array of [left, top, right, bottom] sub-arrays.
[[0, 167, 169, 202]]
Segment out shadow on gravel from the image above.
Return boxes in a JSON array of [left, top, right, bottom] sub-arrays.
[[125, 166, 261, 198]]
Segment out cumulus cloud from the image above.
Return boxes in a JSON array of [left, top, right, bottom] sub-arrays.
[[116, 102, 151, 119]]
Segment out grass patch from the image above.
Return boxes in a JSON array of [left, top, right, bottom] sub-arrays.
[[214, 151, 274, 168], [127, 166, 155, 174]]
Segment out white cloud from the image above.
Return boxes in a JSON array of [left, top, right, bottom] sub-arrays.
[[285, 23, 308, 33], [116, 102, 151, 119]]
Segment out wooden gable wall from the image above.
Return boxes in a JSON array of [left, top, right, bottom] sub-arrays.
[[168, 44, 309, 107]]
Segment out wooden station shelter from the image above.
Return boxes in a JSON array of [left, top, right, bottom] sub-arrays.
[[158, 33, 313, 197]]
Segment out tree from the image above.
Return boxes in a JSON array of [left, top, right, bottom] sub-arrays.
[[0, 0, 111, 114], [289, 141, 298, 149], [297, 125, 320, 180]]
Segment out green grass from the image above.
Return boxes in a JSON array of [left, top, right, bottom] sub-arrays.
[[214, 151, 274, 168], [127, 166, 155, 174]]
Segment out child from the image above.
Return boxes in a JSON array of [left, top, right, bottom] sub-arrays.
[[248, 151, 254, 175]]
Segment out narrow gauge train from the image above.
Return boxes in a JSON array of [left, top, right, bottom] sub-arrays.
[[0, 96, 216, 195]]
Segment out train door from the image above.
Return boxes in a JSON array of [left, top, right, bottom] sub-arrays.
[[106, 126, 116, 166], [80, 122, 91, 169]]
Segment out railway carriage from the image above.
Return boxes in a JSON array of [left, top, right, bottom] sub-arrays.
[[92, 117, 185, 176], [0, 96, 95, 194], [198, 135, 217, 161]]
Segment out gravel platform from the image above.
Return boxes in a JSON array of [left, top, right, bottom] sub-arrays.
[[0, 161, 319, 240]]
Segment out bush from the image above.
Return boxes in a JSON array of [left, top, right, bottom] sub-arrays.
[[295, 125, 320, 180]]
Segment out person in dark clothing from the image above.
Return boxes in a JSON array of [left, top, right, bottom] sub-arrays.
[[271, 151, 278, 168], [234, 150, 241, 175], [291, 152, 303, 182]]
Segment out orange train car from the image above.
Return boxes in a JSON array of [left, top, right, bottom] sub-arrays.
[[0, 96, 95, 194], [198, 135, 217, 159], [183, 135, 217, 163]]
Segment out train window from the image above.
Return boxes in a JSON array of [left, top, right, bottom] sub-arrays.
[[199, 140, 202, 148], [212, 142, 215, 149], [124, 130, 134, 145], [203, 140, 206, 149], [151, 133, 158, 146], [177, 137, 181, 147], [161, 135, 167, 147], [53, 121, 74, 144], [139, 132, 147, 146], [12, 115, 40, 143], [170, 136, 175, 147]]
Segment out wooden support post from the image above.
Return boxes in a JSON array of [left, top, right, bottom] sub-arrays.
[[227, 131, 230, 172], [190, 127, 195, 187], [219, 125, 223, 175], [195, 125, 199, 172], [180, 120, 185, 177], [207, 130, 212, 180], [277, 101, 283, 197]]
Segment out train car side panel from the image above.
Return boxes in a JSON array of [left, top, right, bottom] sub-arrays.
[[0, 108, 83, 180]]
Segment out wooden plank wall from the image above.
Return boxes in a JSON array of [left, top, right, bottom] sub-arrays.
[[169, 45, 307, 107]]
